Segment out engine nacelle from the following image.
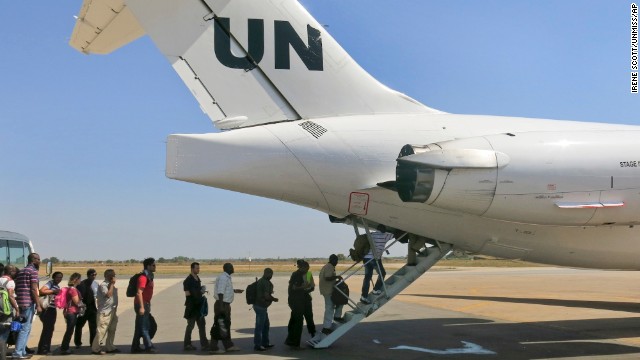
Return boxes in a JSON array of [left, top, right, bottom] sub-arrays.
[[395, 131, 640, 226]]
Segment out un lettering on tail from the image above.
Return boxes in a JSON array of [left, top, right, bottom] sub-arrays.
[[69, 0, 441, 130]]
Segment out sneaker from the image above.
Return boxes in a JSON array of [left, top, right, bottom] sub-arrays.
[[264, 344, 275, 348], [226, 346, 241, 352], [60, 349, 74, 356], [183, 344, 196, 351], [372, 290, 382, 295], [12, 356, 32, 360], [254, 346, 267, 351], [145, 347, 157, 354], [25, 348, 35, 355], [360, 296, 371, 304], [321, 328, 333, 335], [333, 317, 346, 323]]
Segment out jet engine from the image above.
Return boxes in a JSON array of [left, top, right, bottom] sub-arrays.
[[392, 131, 640, 226]]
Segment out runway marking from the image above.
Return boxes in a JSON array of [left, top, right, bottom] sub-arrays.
[[391, 341, 496, 355]]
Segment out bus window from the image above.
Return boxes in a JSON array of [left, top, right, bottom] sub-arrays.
[[23, 241, 32, 261], [8, 240, 26, 267], [0, 240, 7, 265]]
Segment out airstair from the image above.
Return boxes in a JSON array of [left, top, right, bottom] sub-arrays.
[[307, 220, 453, 349]]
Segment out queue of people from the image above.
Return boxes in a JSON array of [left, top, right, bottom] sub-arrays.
[[1, 233, 405, 357], [0, 253, 123, 359]]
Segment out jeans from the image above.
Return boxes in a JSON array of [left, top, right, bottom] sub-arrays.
[[361, 258, 386, 297], [14, 304, 35, 357], [322, 293, 343, 329], [132, 303, 153, 351], [38, 306, 57, 353], [184, 315, 207, 347], [61, 312, 78, 351], [253, 305, 270, 347]]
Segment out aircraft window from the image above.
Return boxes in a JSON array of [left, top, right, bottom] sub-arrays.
[[8, 240, 25, 267]]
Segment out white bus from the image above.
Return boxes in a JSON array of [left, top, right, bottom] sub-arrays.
[[0, 230, 36, 268]]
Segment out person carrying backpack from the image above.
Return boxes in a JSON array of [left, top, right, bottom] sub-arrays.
[[360, 225, 394, 305], [252, 268, 278, 351], [37, 271, 63, 355], [131, 258, 156, 354], [0, 264, 20, 360], [59, 273, 83, 355]]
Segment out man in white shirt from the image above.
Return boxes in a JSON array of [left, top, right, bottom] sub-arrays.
[[209, 263, 243, 354], [91, 269, 119, 355], [360, 225, 393, 304]]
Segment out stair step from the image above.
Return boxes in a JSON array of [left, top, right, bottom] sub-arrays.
[[308, 242, 452, 349]]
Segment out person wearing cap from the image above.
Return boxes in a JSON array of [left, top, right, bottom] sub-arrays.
[[319, 254, 344, 335]]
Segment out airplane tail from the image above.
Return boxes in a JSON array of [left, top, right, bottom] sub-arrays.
[[70, 0, 442, 129]]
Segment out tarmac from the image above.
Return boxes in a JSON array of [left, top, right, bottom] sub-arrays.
[[22, 266, 640, 359]]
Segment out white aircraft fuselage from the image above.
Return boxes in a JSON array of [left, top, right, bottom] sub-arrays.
[[167, 114, 640, 270]]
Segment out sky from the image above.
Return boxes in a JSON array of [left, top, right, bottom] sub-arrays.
[[1, 1, 638, 261]]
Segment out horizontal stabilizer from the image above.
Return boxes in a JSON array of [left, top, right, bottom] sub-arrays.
[[69, 0, 145, 55]]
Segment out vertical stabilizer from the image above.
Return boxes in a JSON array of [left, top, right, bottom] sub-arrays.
[[121, 0, 441, 129]]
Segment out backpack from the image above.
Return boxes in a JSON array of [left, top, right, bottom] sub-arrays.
[[331, 281, 349, 306], [348, 234, 370, 262], [245, 277, 258, 305], [54, 287, 70, 309], [126, 272, 145, 298], [0, 278, 12, 321]]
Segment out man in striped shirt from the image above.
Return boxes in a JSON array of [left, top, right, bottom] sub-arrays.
[[13, 253, 42, 359], [360, 226, 393, 304]]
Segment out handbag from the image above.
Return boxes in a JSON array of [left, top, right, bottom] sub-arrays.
[[39, 295, 51, 310], [77, 303, 87, 317]]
